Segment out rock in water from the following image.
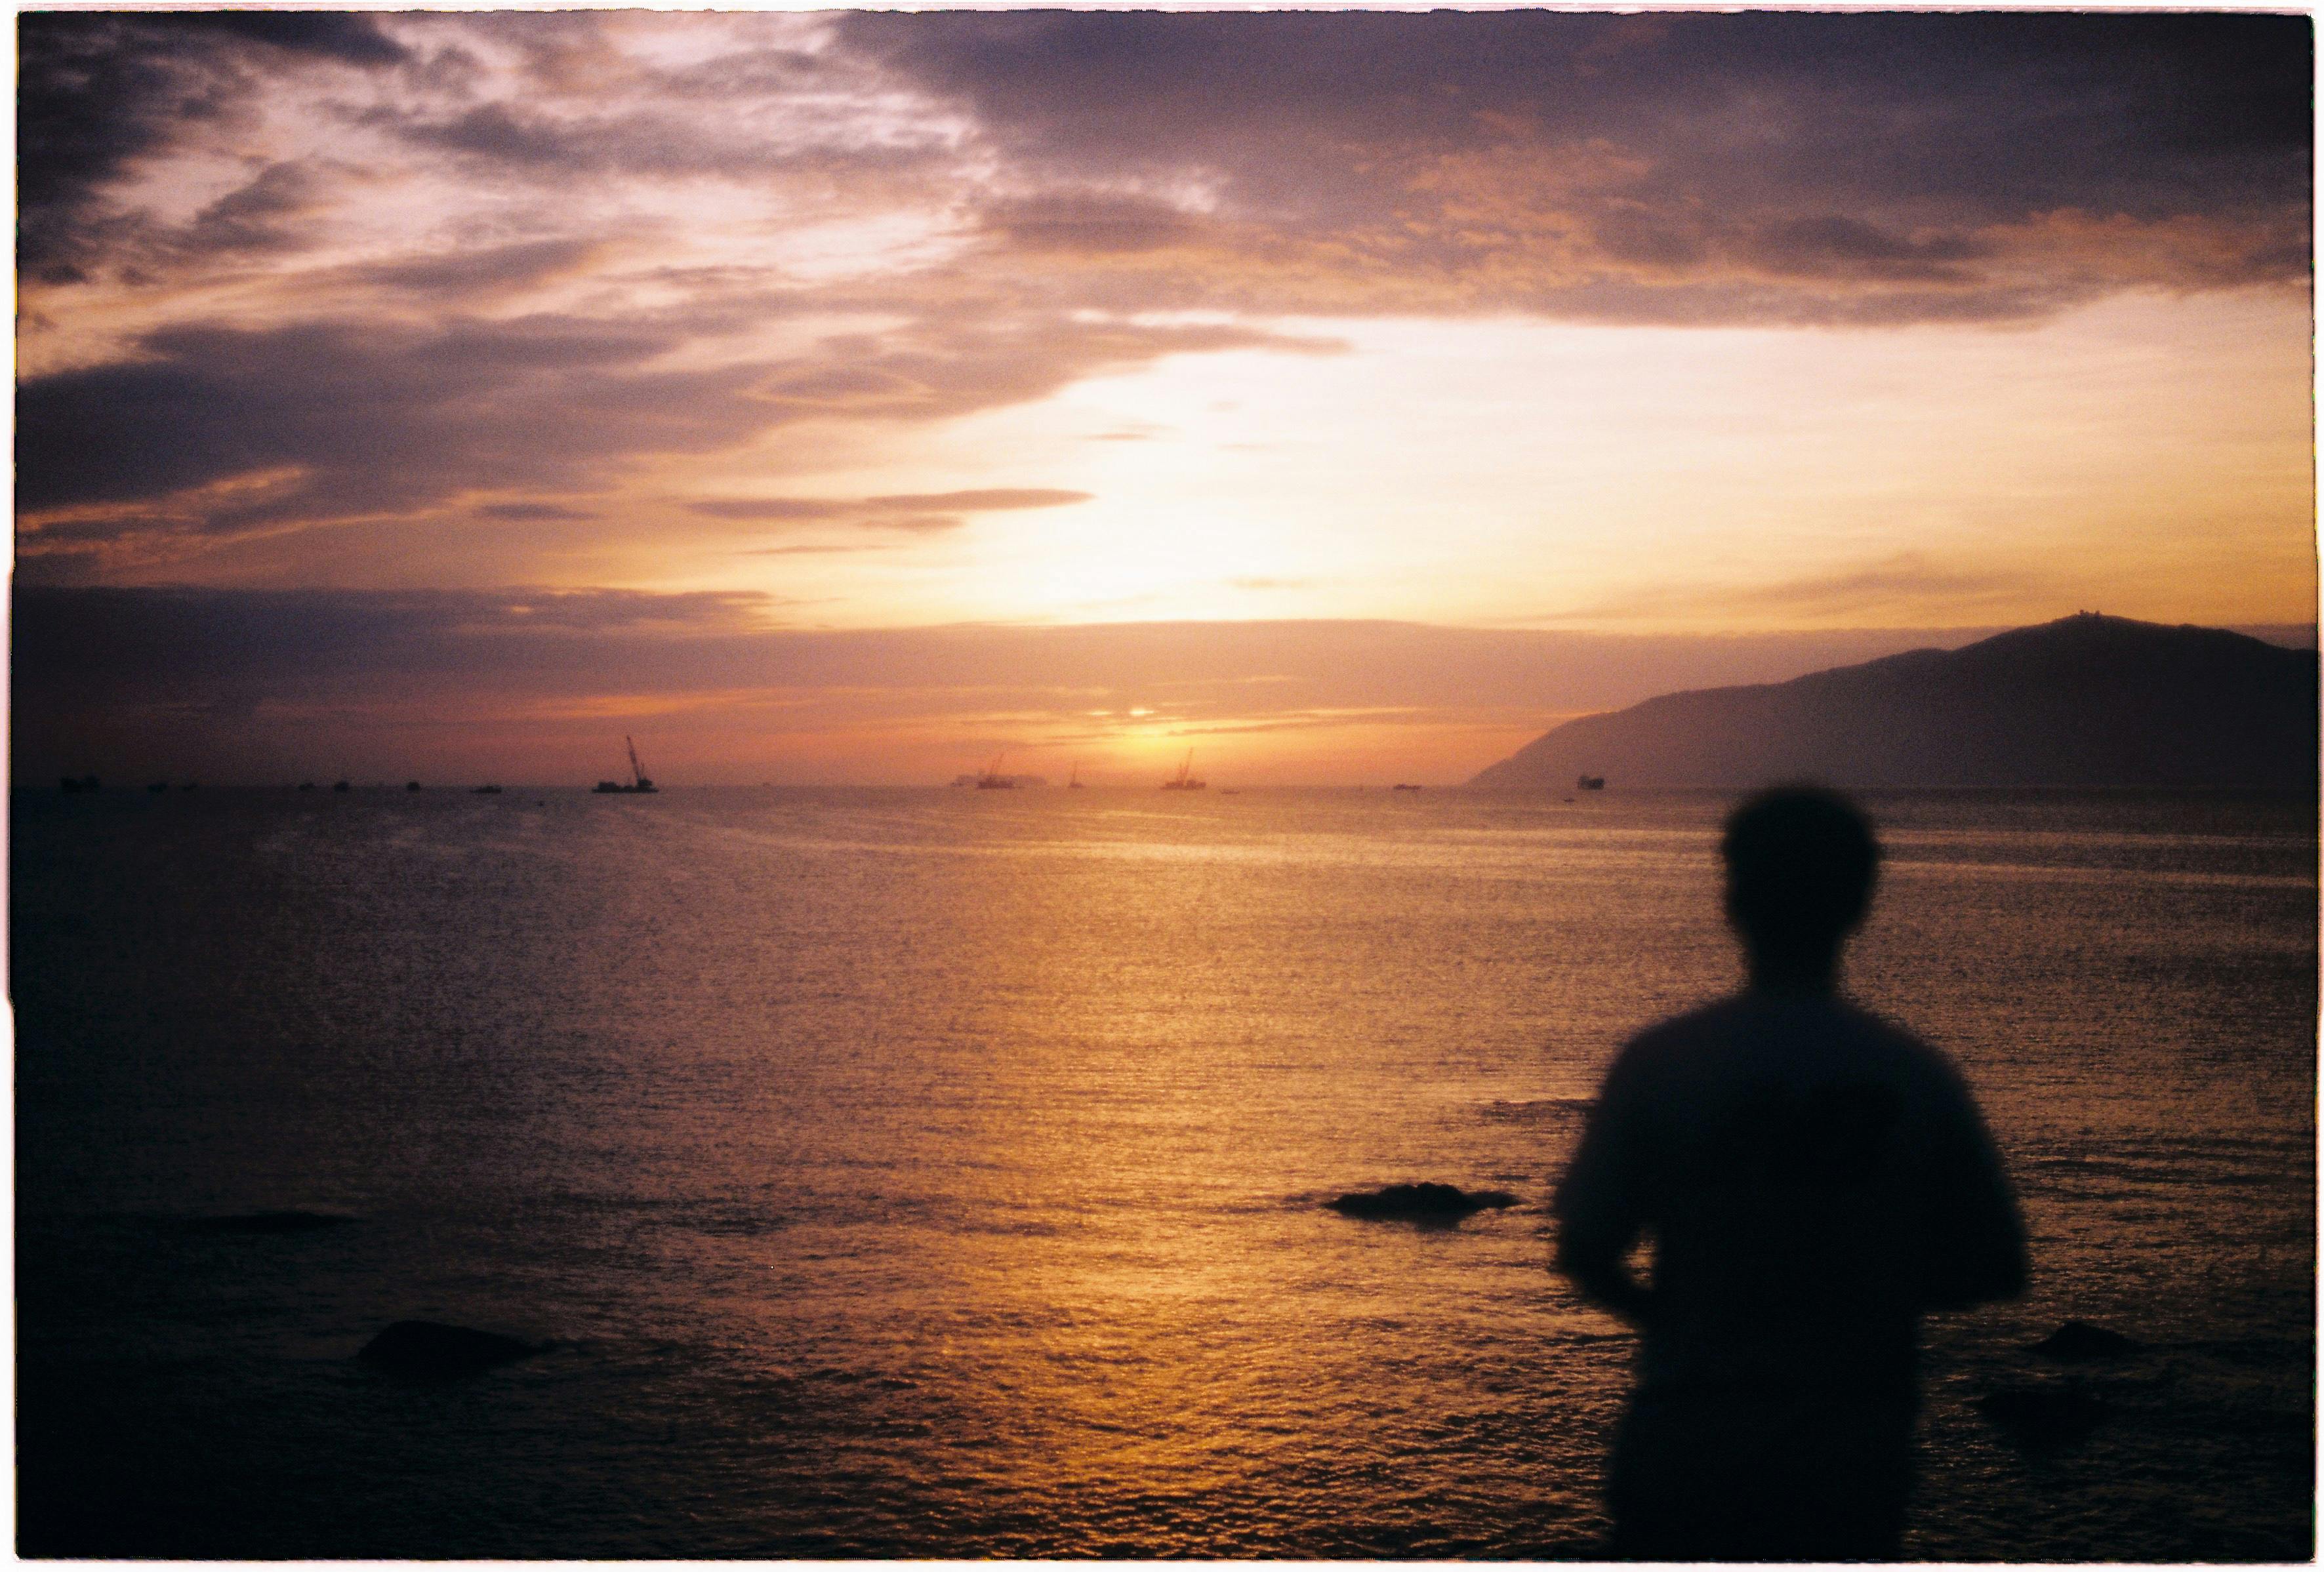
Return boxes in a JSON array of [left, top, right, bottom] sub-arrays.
[[1976, 1386, 2108, 1448], [2031, 1319, 2139, 1361], [357, 1321, 546, 1379], [1325, 1182, 1519, 1226]]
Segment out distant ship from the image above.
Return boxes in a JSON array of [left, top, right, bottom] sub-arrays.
[[1161, 750, 1206, 790], [1069, 761, 1084, 789], [1576, 775, 1606, 791], [975, 753, 1016, 790], [473, 784, 504, 795], [1392, 783, 1422, 792], [595, 736, 659, 794], [333, 780, 352, 793]]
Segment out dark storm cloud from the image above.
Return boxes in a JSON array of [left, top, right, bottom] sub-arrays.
[[16, 315, 765, 525], [842, 10, 2311, 319], [841, 10, 2308, 220], [163, 12, 411, 68], [16, 308, 1321, 564], [16, 10, 407, 281]]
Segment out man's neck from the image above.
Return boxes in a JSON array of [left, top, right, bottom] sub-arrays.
[[1747, 957, 1839, 995]]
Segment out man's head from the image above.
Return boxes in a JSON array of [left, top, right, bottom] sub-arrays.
[[1721, 786, 1879, 984]]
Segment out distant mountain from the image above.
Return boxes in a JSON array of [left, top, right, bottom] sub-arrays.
[[1467, 614, 2318, 790]]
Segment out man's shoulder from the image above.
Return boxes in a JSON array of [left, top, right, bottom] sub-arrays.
[[1610, 995, 1759, 1076], [1622, 996, 1747, 1052], [1826, 998, 1969, 1083], [1617, 992, 1955, 1079]]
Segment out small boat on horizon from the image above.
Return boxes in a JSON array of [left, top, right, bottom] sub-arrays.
[[595, 736, 659, 794], [1069, 761, 1084, 788], [473, 784, 504, 795], [975, 752, 1016, 789], [1392, 783, 1421, 792], [1576, 774, 1606, 791], [1161, 750, 1206, 791]]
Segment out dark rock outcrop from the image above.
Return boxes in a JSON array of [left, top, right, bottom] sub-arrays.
[[1469, 614, 2317, 790], [357, 1321, 548, 1379], [1325, 1182, 1519, 1226], [2031, 1319, 2139, 1361]]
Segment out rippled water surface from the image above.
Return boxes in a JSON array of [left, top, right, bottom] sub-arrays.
[[14, 787, 2315, 1558]]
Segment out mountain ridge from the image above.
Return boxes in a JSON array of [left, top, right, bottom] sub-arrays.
[[1467, 613, 2318, 790]]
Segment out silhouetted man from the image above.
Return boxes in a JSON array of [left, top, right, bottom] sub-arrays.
[[1555, 786, 2026, 1561]]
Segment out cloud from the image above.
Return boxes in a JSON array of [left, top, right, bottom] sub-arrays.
[[16, 314, 771, 544], [351, 238, 604, 302], [842, 10, 2310, 323], [17, 12, 407, 281], [478, 502, 598, 522], [10, 11, 2310, 572], [1542, 555, 2046, 626], [26, 11, 2306, 321], [685, 487, 1092, 531], [167, 12, 411, 68], [979, 193, 1204, 256], [14, 306, 1309, 564], [173, 161, 332, 259]]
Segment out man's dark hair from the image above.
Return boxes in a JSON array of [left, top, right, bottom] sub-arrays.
[[1721, 786, 1880, 957]]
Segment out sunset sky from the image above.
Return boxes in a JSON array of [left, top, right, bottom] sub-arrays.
[[14, 9, 2315, 785]]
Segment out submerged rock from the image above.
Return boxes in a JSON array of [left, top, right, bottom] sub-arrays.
[[1325, 1182, 1519, 1226], [357, 1320, 548, 1379], [2031, 1319, 2139, 1361], [1976, 1385, 2108, 1448]]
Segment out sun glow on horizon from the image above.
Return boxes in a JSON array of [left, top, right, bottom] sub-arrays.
[[619, 289, 2317, 637]]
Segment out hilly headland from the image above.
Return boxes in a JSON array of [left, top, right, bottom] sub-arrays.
[[1469, 614, 2318, 790]]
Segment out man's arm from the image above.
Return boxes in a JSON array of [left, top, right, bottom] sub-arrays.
[[1555, 1232, 1654, 1325], [1553, 1046, 1654, 1326], [1917, 1059, 2029, 1311]]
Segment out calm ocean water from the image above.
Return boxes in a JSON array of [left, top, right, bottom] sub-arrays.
[[12, 786, 2315, 1559]]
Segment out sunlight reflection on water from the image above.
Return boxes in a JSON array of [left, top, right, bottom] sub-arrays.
[[13, 786, 2315, 1558]]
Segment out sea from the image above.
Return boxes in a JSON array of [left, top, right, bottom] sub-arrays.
[[11, 785, 2315, 1560]]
